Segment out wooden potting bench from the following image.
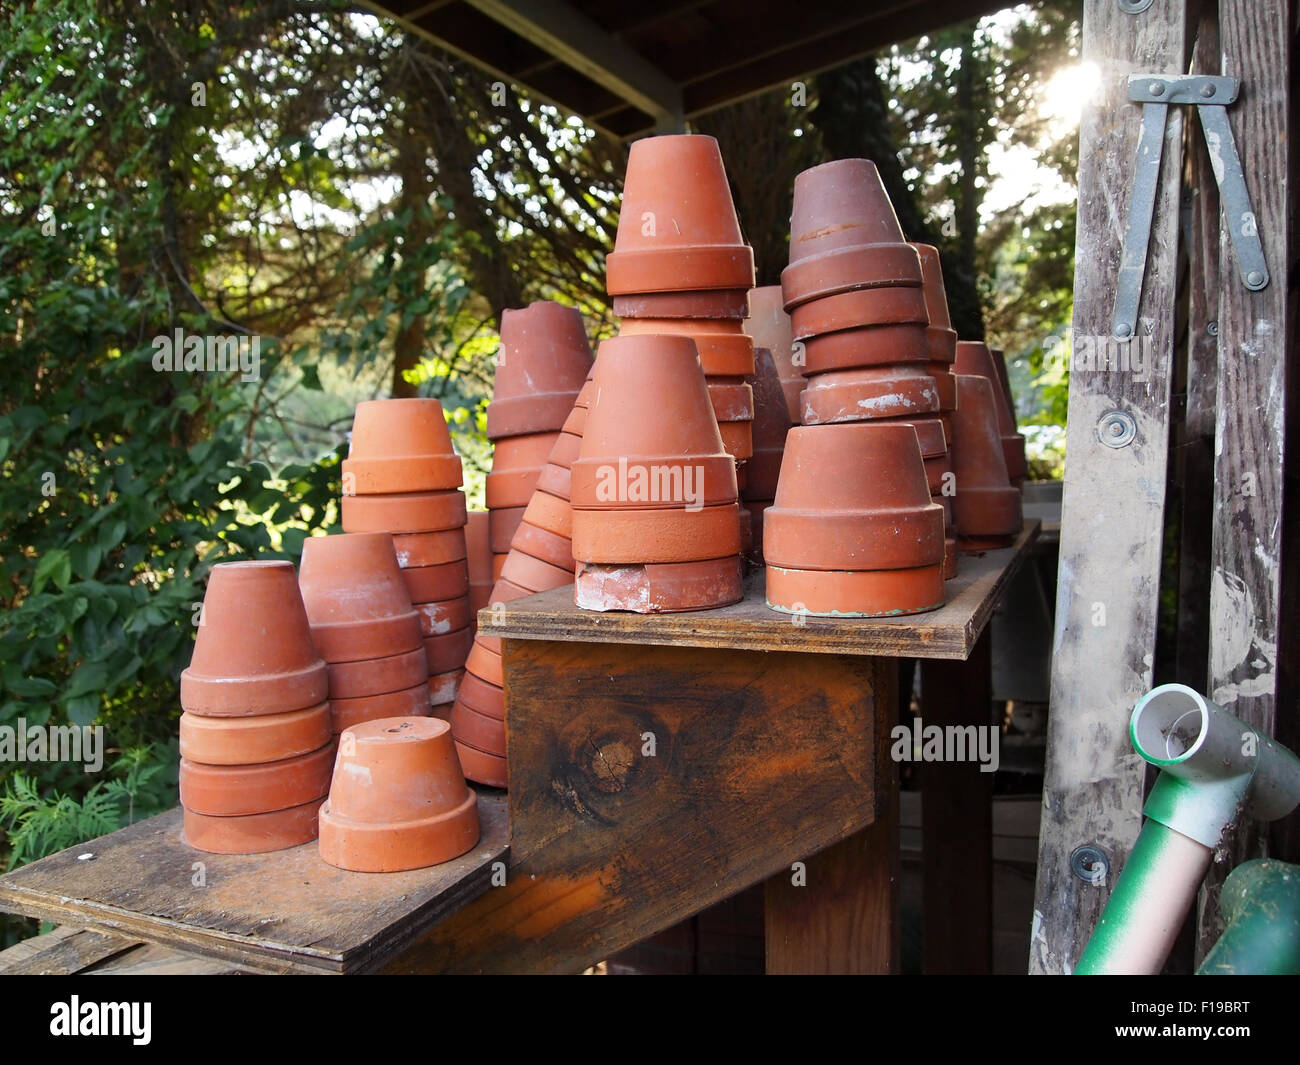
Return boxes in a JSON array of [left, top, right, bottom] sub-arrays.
[[0, 523, 1037, 974]]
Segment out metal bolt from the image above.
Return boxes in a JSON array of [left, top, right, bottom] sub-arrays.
[[1149, 81, 1165, 96], [1247, 270, 1265, 287], [1098, 410, 1137, 449], [1114, 322, 1133, 339], [1200, 83, 1216, 98], [1071, 845, 1110, 885], [1118, 0, 1155, 13], [1207, 320, 1219, 337]]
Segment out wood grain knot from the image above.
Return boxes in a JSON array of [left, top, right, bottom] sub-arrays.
[[588, 739, 635, 792]]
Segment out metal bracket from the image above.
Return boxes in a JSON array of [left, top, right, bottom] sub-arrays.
[[1112, 74, 1269, 339]]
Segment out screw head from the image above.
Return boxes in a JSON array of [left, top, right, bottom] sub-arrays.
[[1207, 320, 1219, 337], [1071, 845, 1110, 885], [1114, 322, 1133, 338], [1149, 81, 1165, 96], [1200, 83, 1216, 98], [1247, 270, 1265, 287], [1098, 410, 1137, 449]]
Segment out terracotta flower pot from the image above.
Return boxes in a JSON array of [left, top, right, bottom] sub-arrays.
[[707, 379, 755, 423], [989, 347, 1027, 482], [954, 341, 1028, 482], [181, 561, 328, 717], [789, 286, 929, 340], [570, 334, 738, 510], [950, 374, 1022, 547], [488, 506, 526, 553], [450, 699, 506, 755], [423, 625, 474, 674], [572, 503, 743, 564], [766, 563, 945, 618], [415, 597, 472, 637], [618, 317, 756, 376], [500, 549, 574, 593], [487, 302, 593, 440], [742, 348, 792, 501], [717, 420, 754, 460], [743, 286, 804, 423], [521, 489, 571, 539], [493, 432, 558, 470], [391, 528, 467, 568], [402, 559, 470, 604], [298, 533, 422, 664], [457, 671, 505, 721], [428, 668, 463, 708], [801, 365, 940, 425], [763, 424, 944, 571], [547, 431, 584, 471], [534, 460, 573, 502], [606, 134, 754, 295], [465, 641, 504, 687], [342, 399, 461, 495], [341, 490, 467, 535], [330, 682, 432, 734], [326, 646, 429, 700], [183, 800, 321, 855], [180, 743, 334, 818], [575, 556, 743, 613], [562, 402, 588, 437], [510, 519, 574, 572], [485, 466, 546, 509], [799, 322, 929, 376], [911, 244, 958, 364], [465, 510, 493, 587], [612, 289, 751, 320], [179, 702, 332, 766], [783, 244, 924, 311], [318, 717, 480, 872], [742, 499, 770, 565], [455, 739, 508, 789]]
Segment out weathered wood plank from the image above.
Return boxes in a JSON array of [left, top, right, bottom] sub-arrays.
[[1197, 0, 1293, 960], [478, 521, 1040, 661], [1031, 0, 1188, 975], [384, 640, 885, 973], [0, 790, 509, 974], [0, 925, 136, 975]]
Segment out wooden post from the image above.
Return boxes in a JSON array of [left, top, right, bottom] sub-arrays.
[[1197, 0, 1293, 959], [1031, 0, 1188, 974]]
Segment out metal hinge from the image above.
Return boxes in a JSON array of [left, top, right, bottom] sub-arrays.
[[1113, 74, 1269, 339]]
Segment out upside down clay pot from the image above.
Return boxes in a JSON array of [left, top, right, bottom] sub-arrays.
[[341, 490, 467, 535], [183, 800, 322, 855], [318, 717, 480, 873], [911, 244, 958, 365], [180, 743, 334, 817], [179, 703, 333, 766], [181, 561, 328, 717], [950, 374, 1022, 548], [500, 549, 574, 593], [455, 739, 508, 789], [763, 424, 943, 572], [742, 348, 792, 501], [801, 365, 940, 425], [326, 646, 429, 700], [612, 289, 751, 321], [391, 528, 467, 568], [298, 533, 422, 664], [575, 557, 743, 613], [954, 341, 1028, 483], [415, 597, 472, 637], [744, 286, 805, 424], [798, 322, 930, 376], [401, 559, 470, 603], [766, 563, 945, 618], [342, 399, 462, 495], [606, 134, 755, 296], [572, 503, 743, 564], [330, 682, 432, 734], [465, 511, 494, 619], [424, 626, 474, 673], [617, 317, 756, 376], [487, 302, 593, 440], [789, 285, 929, 339]]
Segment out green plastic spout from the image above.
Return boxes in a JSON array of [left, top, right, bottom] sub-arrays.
[[1198, 860, 1300, 975]]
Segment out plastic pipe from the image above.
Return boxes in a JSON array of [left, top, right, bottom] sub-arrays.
[[1075, 684, 1300, 975], [1198, 860, 1300, 975]]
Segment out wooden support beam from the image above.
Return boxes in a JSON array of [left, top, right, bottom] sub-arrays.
[[1031, 0, 1188, 975]]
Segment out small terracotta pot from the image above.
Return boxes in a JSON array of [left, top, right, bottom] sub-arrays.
[[707, 380, 755, 423], [299, 533, 422, 664], [607, 135, 754, 295], [521, 489, 571, 539], [618, 317, 756, 376], [465, 641, 504, 687], [402, 559, 470, 603], [487, 302, 592, 440], [742, 348, 792, 501], [911, 244, 959, 364], [954, 341, 1027, 482], [326, 646, 429, 700], [179, 703, 332, 766], [534, 460, 572, 502], [455, 739, 508, 789], [575, 556, 743, 613], [613, 289, 750, 320], [330, 682, 432, 734], [950, 374, 1022, 542], [500, 549, 574, 593], [493, 432, 559, 470], [782, 243, 923, 311], [423, 626, 474, 674], [744, 286, 804, 423], [485, 467, 545, 510], [799, 322, 929, 376], [926, 366, 958, 412], [181, 561, 328, 717], [457, 671, 505, 721], [180, 743, 334, 817], [428, 668, 464, 708], [763, 424, 944, 571], [547, 431, 584, 471], [488, 505, 527, 552], [510, 519, 574, 571], [183, 799, 321, 855], [415, 597, 472, 637], [319, 717, 480, 872], [450, 699, 506, 755], [391, 528, 468, 568], [790, 286, 929, 340], [572, 503, 743, 564], [342, 399, 462, 495], [341, 490, 467, 535], [787, 159, 905, 258], [717, 420, 754, 460], [766, 562, 945, 617], [801, 365, 940, 425]]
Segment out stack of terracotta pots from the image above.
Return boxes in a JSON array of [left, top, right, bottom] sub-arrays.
[[571, 333, 744, 613], [448, 371, 594, 789], [486, 302, 593, 573], [178, 561, 334, 854], [609, 135, 757, 480], [950, 373, 1023, 551], [318, 717, 480, 873], [739, 348, 792, 564], [954, 341, 1027, 487], [465, 510, 493, 626], [744, 286, 804, 424], [299, 532, 432, 736], [765, 424, 946, 617], [340, 398, 471, 711]]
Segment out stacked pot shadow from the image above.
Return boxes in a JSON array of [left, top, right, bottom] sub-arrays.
[[608, 135, 758, 519], [570, 334, 744, 613], [485, 302, 592, 576], [299, 532, 431, 736], [340, 399, 471, 712], [179, 561, 334, 854], [764, 159, 949, 616]]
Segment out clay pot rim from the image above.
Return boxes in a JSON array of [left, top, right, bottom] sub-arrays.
[[790, 286, 930, 339], [318, 787, 478, 852], [606, 245, 755, 296], [612, 289, 750, 320], [780, 243, 924, 311], [765, 562, 946, 617]]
